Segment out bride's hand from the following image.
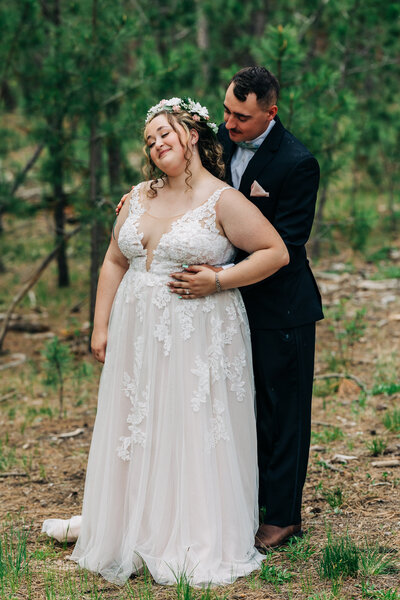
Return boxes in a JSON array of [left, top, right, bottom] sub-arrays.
[[168, 265, 221, 298], [91, 328, 108, 363]]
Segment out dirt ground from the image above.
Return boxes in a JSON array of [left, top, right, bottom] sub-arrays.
[[0, 235, 399, 599]]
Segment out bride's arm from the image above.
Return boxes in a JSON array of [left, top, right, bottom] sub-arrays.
[[91, 200, 130, 363], [169, 189, 289, 297]]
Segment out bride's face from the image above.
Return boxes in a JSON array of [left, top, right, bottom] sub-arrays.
[[145, 114, 189, 175]]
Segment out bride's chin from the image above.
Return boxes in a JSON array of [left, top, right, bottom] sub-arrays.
[[157, 163, 186, 178]]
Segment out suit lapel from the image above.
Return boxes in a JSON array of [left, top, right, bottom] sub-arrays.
[[239, 116, 285, 197], [218, 125, 236, 187]]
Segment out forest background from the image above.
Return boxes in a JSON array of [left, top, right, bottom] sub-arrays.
[[0, 1, 399, 600], [1, 0, 399, 317]]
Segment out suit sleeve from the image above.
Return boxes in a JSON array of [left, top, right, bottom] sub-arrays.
[[274, 156, 320, 257]]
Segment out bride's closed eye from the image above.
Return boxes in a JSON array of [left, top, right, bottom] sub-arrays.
[[148, 132, 170, 148]]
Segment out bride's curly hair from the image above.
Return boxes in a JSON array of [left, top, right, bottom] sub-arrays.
[[143, 111, 225, 198]]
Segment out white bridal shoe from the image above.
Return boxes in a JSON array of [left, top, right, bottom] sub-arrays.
[[42, 516, 81, 543]]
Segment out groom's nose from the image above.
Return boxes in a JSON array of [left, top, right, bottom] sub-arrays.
[[225, 114, 237, 130]]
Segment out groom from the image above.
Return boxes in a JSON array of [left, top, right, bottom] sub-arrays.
[[183, 66, 323, 548]]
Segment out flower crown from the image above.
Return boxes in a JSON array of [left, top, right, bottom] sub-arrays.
[[145, 97, 218, 134]]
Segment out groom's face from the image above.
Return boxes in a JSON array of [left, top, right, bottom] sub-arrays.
[[223, 83, 277, 142]]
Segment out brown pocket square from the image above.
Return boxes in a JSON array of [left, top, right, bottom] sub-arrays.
[[250, 180, 269, 197]]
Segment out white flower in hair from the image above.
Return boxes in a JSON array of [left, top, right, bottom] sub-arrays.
[[145, 97, 218, 134]]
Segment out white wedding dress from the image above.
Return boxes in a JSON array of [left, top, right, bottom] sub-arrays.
[[43, 183, 263, 586]]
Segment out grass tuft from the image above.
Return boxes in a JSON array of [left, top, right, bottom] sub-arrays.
[[361, 582, 400, 599], [259, 558, 293, 589], [284, 533, 316, 563], [372, 382, 400, 396], [319, 531, 359, 580], [359, 543, 399, 576], [322, 486, 344, 510], [0, 526, 30, 593], [366, 438, 387, 456], [382, 409, 400, 432]]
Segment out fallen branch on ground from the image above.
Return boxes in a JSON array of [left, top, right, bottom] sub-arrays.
[[314, 372, 367, 393], [0, 390, 17, 402], [0, 353, 26, 371], [0, 226, 81, 352]]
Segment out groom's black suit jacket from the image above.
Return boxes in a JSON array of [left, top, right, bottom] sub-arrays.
[[218, 116, 323, 330]]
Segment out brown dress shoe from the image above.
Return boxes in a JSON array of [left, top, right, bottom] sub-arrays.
[[255, 523, 303, 552]]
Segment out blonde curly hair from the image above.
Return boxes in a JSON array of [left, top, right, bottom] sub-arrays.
[[143, 111, 225, 198]]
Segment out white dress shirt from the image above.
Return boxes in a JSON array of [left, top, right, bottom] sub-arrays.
[[230, 120, 276, 190]]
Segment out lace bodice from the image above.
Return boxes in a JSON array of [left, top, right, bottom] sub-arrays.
[[117, 183, 235, 276]]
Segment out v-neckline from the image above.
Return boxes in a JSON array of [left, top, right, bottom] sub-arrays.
[[133, 184, 228, 272]]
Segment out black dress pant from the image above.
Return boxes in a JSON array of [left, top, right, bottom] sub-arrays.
[[250, 323, 316, 527]]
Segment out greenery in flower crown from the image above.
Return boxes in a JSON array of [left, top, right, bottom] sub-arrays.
[[145, 97, 218, 134]]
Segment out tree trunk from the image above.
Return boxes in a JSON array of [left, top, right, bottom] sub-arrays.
[[310, 182, 328, 260], [49, 113, 69, 287], [0, 211, 4, 273], [105, 101, 122, 197], [45, 0, 69, 287], [89, 120, 103, 330], [195, 0, 209, 86], [54, 184, 69, 287], [88, 0, 103, 335]]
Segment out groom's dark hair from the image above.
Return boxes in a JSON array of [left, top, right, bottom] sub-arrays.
[[230, 67, 280, 109]]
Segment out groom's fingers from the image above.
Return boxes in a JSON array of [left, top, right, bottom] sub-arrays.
[[169, 272, 195, 283]]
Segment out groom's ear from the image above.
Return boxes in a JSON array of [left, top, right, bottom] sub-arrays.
[[267, 105, 278, 120]]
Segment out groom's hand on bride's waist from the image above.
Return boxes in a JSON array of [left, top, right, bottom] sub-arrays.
[[168, 264, 222, 299]]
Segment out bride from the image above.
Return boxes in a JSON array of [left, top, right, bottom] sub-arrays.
[[43, 97, 289, 587]]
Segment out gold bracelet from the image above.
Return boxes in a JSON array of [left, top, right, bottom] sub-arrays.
[[215, 272, 222, 293]]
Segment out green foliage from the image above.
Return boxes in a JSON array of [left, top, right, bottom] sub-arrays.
[[0, 526, 30, 593], [284, 533, 316, 563], [319, 532, 359, 580], [259, 558, 293, 588], [359, 544, 399, 577], [0, 439, 16, 473], [318, 532, 398, 584], [0, 0, 399, 300], [341, 204, 378, 253], [125, 578, 154, 600], [327, 299, 367, 368], [372, 382, 400, 396], [372, 265, 400, 280], [311, 426, 344, 445], [41, 336, 72, 417], [382, 409, 400, 433], [361, 583, 400, 599], [366, 438, 387, 457], [322, 486, 344, 510]]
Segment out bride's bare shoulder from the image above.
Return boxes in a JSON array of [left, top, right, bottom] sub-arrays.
[[217, 185, 247, 204]]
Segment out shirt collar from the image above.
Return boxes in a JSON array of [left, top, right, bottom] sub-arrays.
[[246, 119, 276, 146]]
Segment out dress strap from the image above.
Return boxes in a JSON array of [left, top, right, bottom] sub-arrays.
[[206, 186, 231, 209], [129, 182, 144, 217]]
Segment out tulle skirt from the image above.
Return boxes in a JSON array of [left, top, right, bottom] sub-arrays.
[[69, 270, 263, 586]]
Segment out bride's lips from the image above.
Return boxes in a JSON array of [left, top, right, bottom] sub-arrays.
[[158, 148, 171, 159]]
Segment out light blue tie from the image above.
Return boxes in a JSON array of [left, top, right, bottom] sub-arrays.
[[236, 141, 261, 152]]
